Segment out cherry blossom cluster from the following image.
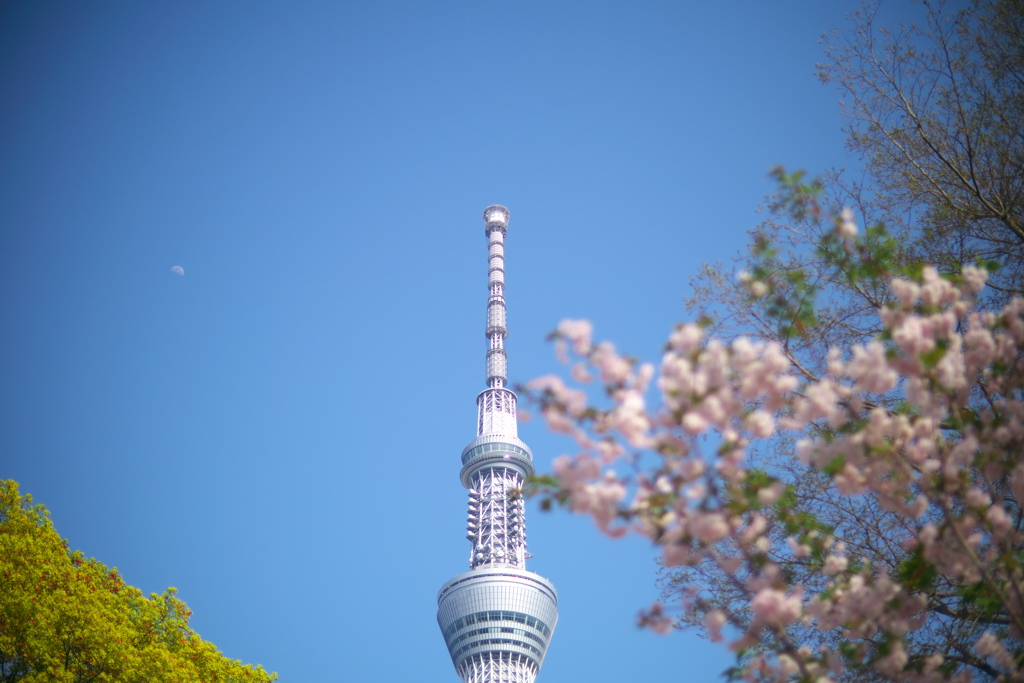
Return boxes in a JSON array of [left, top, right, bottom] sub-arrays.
[[527, 242, 1024, 680]]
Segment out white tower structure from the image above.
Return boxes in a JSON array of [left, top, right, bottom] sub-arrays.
[[437, 206, 558, 683]]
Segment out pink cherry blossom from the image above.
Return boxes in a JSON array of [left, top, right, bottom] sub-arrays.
[[837, 207, 858, 239], [556, 318, 593, 355], [527, 256, 1024, 682], [750, 587, 803, 627]]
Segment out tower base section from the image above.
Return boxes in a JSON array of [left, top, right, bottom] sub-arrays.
[[458, 651, 538, 683]]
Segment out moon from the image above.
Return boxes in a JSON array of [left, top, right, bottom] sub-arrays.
[[170, 265, 184, 276]]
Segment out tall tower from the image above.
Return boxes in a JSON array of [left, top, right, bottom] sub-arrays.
[[437, 206, 558, 683]]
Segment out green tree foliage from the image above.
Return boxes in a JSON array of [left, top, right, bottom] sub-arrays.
[[0, 480, 276, 683], [688, 0, 1023, 373]]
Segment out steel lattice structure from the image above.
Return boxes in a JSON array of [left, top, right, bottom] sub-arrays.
[[437, 206, 558, 683]]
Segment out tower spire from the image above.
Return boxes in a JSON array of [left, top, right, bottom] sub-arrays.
[[437, 206, 558, 683], [478, 205, 517, 438]]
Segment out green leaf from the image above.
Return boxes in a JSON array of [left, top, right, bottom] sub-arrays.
[[895, 546, 937, 592]]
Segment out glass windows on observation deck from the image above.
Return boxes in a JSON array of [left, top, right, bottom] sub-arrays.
[[444, 610, 552, 639], [461, 441, 531, 466]]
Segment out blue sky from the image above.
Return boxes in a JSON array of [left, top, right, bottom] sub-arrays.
[[0, 2, 923, 681]]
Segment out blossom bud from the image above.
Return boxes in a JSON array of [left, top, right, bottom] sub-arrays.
[[837, 207, 858, 239], [706, 609, 726, 642]]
